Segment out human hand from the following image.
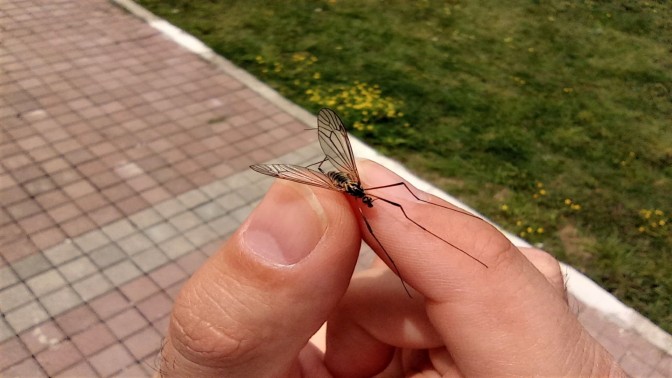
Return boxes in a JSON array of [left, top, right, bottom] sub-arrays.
[[157, 160, 625, 377]]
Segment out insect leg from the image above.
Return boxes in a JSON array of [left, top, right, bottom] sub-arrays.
[[365, 182, 481, 220], [358, 207, 412, 298], [368, 194, 488, 268], [304, 156, 329, 172]]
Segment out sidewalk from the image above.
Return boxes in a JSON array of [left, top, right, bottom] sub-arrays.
[[0, 0, 670, 376]]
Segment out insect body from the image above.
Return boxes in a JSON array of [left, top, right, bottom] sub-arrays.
[[251, 108, 487, 295]]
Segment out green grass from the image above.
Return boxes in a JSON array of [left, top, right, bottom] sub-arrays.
[[136, 0, 672, 333]]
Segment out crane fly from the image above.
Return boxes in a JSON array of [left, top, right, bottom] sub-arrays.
[[250, 108, 487, 295]]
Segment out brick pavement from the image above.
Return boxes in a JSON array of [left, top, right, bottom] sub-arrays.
[[1, 0, 670, 376]]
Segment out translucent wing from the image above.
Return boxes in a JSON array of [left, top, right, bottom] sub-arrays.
[[317, 108, 359, 179], [250, 164, 339, 191]]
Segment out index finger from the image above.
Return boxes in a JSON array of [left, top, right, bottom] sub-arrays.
[[350, 160, 603, 376]]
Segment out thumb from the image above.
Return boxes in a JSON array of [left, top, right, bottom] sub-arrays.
[[160, 180, 360, 377]]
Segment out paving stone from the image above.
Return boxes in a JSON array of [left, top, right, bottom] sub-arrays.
[[184, 224, 219, 247], [26, 270, 67, 297], [0, 337, 31, 373], [0, 283, 34, 313], [215, 191, 247, 212], [0, 318, 14, 343], [89, 243, 126, 269], [201, 180, 230, 198], [129, 208, 163, 229], [88, 344, 134, 377], [107, 308, 148, 340], [18, 320, 65, 354], [176, 189, 208, 209], [43, 242, 82, 266], [117, 232, 154, 256], [167, 210, 201, 232], [209, 215, 239, 237], [193, 200, 225, 221], [101, 219, 136, 241], [11, 253, 51, 280], [5, 301, 49, 333], [159, 235, 195, 260], [38, 286, 80, 317], [144, 222, 178, 244], [154, 198, 186, 218], [57, 256, 97, 283], [0, 266, 19, 291], [230, 204, 254, 223], [103, 261, 142, 286], [132, 247, 169, 273], [2, 356, 47, 377], [72, 273, 113, 302], [35, 340, 82, 377], [122, 326, 162, 360], [74, 229, 110, 253]]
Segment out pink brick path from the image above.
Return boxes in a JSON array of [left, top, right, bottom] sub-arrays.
[[0, 0, 670, 376]]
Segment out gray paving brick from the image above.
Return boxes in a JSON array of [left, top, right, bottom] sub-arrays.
[[0, 266, 19, 291], [155, 198, 186, 218], [193, 201, 225, 221], [26, 270, 67, 297], [12, 253, 52, 280], [74, 229, 111, 253], [39, 286, 81, 316], [103, 261, 142, 286], [129, 208, 163, 229], [5, 301, 49, 333], [118, 232, 154, 256], [89, 243, 126, 269], [58, 256, 97, 283], [0, 317, 14, 343], [177, 189, 208, 209], [215, 192, 247, 212], [225, 171, 253, 190], [101, 219, 137, 241], [73, 273, 112, 301], [201, 181, 230, 198], [145, 222, 179, 244], [230, 205, 254, 223], [43, 241, 82, 266], [159, 235, 195, 260], [132, 247, 169, 273], [237, 183, 267, 203], [0, 283, 34, 313], [184, 224, 219, 247], [167, 210, 201, 232], [209, 215, 239, 237]]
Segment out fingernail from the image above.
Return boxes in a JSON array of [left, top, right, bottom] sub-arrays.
[[243, 182, 327, 265]]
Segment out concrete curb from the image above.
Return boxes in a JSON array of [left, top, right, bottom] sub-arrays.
[[111, 0, 672, 355]]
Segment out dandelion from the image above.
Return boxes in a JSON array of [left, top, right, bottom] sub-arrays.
[[312, 72, 321, 80], [564, 198, 572, 205], [539, 189, 547, 196], [563, 87, 574, 93], [537, 227, 544, 234], [501, 204, 509, 211]]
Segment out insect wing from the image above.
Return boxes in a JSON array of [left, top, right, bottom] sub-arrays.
[[250, 164, 338, 191], [317, 108, 359, 179]]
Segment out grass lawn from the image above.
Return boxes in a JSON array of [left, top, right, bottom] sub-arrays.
[[136, 0, 671, 333]]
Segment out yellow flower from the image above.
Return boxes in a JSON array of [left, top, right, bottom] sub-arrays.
[[539, 189, 547, 195], [501, 204, 509, 211], [638, 226, 645, 233], [526, 227, 533, 233], [537, 227, 544, 234], [564, 198, 572, 205]]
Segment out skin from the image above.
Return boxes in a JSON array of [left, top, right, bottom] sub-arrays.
[[158, 160, 625, 377]]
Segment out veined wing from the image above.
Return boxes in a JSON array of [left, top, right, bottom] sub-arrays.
[[250, 164, 339, 191], [317, 108, 359, 179]]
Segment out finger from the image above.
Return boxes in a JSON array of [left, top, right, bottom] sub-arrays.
[[347, 160, 613, 376], [161, 180, 361, 377], [325, 268, 443, 377], [519, 247, 566, 297]]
